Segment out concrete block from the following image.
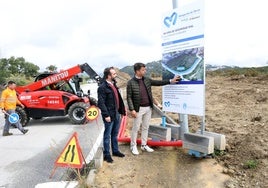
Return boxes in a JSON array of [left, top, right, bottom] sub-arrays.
[[196, 130, 226, 150], [93, 147, 103, 169], [86, 169, 97, 186], [148, 125, 171, 141], [166, 123, 181, 140], [183, 133, 214, 154]]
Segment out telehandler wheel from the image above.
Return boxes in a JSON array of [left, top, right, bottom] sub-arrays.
[[68, 102, 89, 124], [15, 106, 29, 127]]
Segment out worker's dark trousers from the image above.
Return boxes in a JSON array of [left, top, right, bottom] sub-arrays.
[[3, 109, 24, 134]]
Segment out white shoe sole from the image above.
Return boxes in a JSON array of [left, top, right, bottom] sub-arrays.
[[131, 147, 139, 155], [141, 148, 154, 152]]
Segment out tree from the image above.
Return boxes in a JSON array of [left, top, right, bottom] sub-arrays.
[[22, 62, 40, 78], [46, 65, 57, 72], [0, 56, 40, 84], [0, 58, 10, 84]]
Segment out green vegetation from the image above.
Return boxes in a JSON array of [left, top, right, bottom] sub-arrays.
[[0, 56, 60, 87], [207, 66, 268, 77], [46, 65, 58, 72], [213, 149, 226, 157], [244, 159, 259, 169], [0, 56, 40, 85]]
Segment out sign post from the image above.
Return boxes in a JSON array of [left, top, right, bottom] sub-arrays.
[[172, 0, 189, 140]]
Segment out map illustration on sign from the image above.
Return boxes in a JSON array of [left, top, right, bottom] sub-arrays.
[[162, 47, 204, 83]]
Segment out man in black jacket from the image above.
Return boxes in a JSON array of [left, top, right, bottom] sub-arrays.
[[98, 67, 126, 163], [127, 62, 180, 155]]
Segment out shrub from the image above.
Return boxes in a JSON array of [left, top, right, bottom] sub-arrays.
[[213, 149, 225, 157], [244, 159, 259, 169], [244, 68, 259, 77]]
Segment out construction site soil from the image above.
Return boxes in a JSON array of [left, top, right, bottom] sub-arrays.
[[93, 73, 268, 188]]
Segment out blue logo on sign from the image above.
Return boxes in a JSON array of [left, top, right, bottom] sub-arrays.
[[164, 101, 171, 107], [164, 12, 177, 28], [9, 113, 19, 124]]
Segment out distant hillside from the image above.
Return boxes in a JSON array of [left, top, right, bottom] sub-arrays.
[[207, 65, 268, 77], [120, 60, 268, 77], [206, 64, 240, 71], [120, 60, 162, 77]]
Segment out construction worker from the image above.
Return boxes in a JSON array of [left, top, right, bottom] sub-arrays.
[[1, 81, 28, 136]]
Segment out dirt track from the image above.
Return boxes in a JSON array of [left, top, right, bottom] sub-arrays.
[[93, 73, 268, 188]]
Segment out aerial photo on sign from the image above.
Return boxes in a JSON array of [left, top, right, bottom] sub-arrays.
[[162, 47, 204, 82]]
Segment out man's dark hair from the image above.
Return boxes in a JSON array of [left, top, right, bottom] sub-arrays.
[[7, 81, 16, 85], [134, 62, 145, 73], [103, 67, 114, 79]]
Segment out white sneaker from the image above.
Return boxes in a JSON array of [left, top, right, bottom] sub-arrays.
[[131, 145, 139, 155], [141, 145, 154, 152]]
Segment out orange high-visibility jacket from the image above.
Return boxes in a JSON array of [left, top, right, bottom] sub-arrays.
[[0, 88, 22, 110]]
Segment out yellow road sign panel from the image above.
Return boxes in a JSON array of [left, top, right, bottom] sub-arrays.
[[55, 132, 83, 168], [86, 105, 99, 121]]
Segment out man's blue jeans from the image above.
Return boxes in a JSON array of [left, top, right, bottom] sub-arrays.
[[3, 109, 24, 134], [103, 112, 120, 156]]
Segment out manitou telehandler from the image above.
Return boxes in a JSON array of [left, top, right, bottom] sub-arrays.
[[15, 63, 102, 126]]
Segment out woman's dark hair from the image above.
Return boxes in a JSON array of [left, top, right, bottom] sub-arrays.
[[103, 67, 114, 79], [134, 62, 145, 73]]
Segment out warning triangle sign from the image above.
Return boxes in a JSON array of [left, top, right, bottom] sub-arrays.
[[55, 132, 84, 169]]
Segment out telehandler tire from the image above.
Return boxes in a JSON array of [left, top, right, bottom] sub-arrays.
[[15, 106, 29, 127], [68, 102, 89, 124]]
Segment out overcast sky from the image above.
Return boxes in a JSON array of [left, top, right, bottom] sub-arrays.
[[0, 0, 267, 73]]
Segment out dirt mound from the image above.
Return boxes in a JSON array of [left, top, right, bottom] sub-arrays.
[[203, 74, 268, 187], [114, 68, 131, 88]]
